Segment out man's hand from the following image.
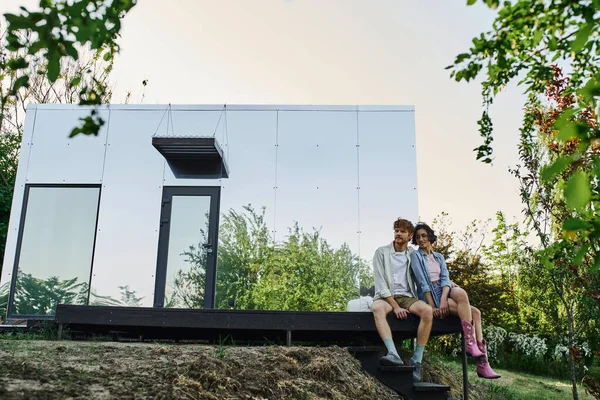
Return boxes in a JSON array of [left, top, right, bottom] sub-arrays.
[[393, 306, 409, 319], [439, 298, 450, 318]]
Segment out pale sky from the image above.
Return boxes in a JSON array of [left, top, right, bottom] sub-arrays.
[[2, 0, 525, 234]]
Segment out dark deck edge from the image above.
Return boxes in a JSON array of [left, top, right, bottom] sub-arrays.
[[55, 305, 462, 335]]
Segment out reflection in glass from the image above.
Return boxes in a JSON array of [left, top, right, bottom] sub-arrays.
[[163, 195, 211, 309], [11, 186, 100, 316]]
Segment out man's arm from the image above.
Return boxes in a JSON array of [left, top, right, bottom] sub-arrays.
[[373, 249, 392, 299], [383, 296, 409, 319], [373, 248, 409, 319]]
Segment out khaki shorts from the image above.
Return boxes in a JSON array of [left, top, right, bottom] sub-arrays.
[[393, 295, 419, 310]]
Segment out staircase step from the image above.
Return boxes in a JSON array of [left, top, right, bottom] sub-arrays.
[[379, 365, 414, 372], [347, 346, 385, 353], [413, 382, 451, 392]]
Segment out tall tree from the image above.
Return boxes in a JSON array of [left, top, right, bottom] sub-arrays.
[[509, 67, 599, 400], [450, 0, 600, 269]]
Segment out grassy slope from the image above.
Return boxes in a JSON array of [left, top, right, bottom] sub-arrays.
[[441, 357, 595, 400]]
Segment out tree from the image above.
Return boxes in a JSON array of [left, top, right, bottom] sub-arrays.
[[250, 224, 362, 311], [174, 205, 367, 312], [0, 21, 115, 276], [482, 212, 529, 332], [431, 213, 514, 329], [11, 272, 88, 316], [1, 0, 136, 138], [508, 67, 600, 400], [214, 205, 273, 310], [450, 0, 600, 271]]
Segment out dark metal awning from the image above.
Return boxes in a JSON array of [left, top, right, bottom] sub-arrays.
[[152, 136, 229, 179]]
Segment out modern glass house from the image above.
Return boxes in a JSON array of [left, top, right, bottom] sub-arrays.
[[0, 104, 418, 319]]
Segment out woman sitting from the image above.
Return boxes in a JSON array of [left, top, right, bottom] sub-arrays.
[[409, 222, 500, 379]]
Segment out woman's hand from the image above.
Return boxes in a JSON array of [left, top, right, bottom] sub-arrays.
[[433, 308, 443, 318], [439, 298, 450, 318]]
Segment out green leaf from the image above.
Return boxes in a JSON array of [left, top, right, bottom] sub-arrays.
[[4, 13, 36, 30], [564, 171, 591, 211], [557, 121, 578, 141], [7, 57, 28, 70], [563, 218, 590, 231], [594, 253, 600, 273], [541, 156, 572, 181], [47, 48, 60, 82], [573, 244, 590, 265], [69, 77, 81, 87], [533, 30, 543, 46], [580, 74, 600, 102], [454, 53, 471, 64], [594, 156, 600, 179], [572, 23, 593, 53], [467, 0, 477, 5], [11, 75, 30, 93]]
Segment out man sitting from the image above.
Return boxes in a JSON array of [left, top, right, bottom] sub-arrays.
[[371, 217, 434, 382]]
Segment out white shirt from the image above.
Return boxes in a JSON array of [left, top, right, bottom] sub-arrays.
[[392, 251, 412, 297], [347, 296, 374, 312]]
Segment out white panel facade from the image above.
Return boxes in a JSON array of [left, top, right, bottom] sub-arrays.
[[89, 109, 166, 306], [0, 108, 37, 290], [0, 104, 419, 313], [276, 110, 358, 252], [358, 110, 419, 260], [26, 108, 109, 184]]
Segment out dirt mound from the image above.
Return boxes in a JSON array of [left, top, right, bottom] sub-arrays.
[[0, 341, 402, 399], [0, 340, 492, 399]]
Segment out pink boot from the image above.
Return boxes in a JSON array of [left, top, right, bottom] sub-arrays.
[[461, 320, 484, 358], [476, 340, 501, 379]]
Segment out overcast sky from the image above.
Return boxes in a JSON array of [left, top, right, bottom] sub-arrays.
[[2, 0, 526, 234]]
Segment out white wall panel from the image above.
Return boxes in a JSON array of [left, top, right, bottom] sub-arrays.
[[89, 109, 166, 307], [0, 107, 37, 290], [26, 108, 109, 183], [358, 110, 418, 260], [218, 110, 276, 234], [276, 111, 358, 253]]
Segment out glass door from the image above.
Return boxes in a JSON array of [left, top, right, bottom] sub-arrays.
[[153, 186, 220, 309]]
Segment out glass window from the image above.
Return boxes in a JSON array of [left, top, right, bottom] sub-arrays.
[[10, 186, 100, 317], [163, 195, 212, 308]]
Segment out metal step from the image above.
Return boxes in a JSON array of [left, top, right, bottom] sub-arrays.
[[414, 382, 451, 392], [347, 346, 385, 353], [380, 365, 414, 373]]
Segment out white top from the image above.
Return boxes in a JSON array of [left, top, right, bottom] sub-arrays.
[[347, 296, 374, 312], [392, 251, 412, 296]]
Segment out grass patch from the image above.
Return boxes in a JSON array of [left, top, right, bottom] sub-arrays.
[[441, 356, 595, 400]]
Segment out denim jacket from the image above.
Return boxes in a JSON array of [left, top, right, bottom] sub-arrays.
[[409, 249, 452, 308]]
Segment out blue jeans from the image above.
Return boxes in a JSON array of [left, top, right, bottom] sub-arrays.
[[431, 280, 451, 307]]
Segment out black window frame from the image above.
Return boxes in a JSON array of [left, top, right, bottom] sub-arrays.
[[7, 183, 102, 320], [153, 186, 221, 309]]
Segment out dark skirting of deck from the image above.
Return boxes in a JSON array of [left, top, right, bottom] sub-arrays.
[[55, 305, 462, 344]]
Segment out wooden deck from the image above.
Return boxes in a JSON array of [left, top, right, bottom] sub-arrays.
[[55, 305, 462, 344]]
